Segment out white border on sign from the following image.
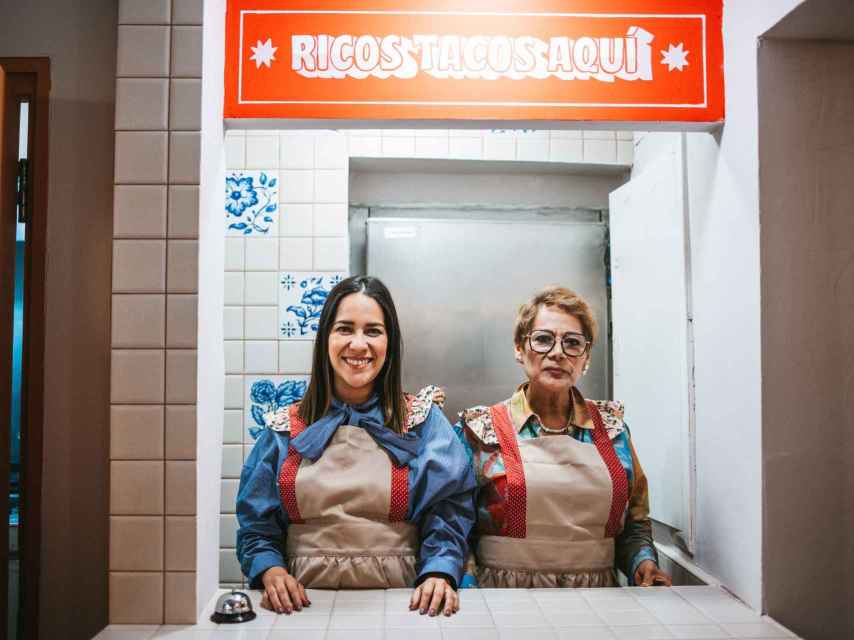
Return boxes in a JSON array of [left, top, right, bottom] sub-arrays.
[[236, 11, 709, 109]]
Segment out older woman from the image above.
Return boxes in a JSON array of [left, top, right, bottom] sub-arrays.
[[456, 286, 671, 588], [237, 276, 475, 616]]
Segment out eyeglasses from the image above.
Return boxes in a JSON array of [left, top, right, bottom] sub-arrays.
[[526, 329, 591, 357]]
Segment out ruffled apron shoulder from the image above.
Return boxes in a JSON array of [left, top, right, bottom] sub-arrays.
[[405, 384, 441, 430], [265, 402, 299, 433], [588, 399, 627, 440], [458, 405, 501, 446]]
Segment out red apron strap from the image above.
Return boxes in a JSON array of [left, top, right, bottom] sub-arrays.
[[587, 401, 629, 538], [278, 404, 307, 524], [489, 403, 527, 538], [388, 396, 414, 522]]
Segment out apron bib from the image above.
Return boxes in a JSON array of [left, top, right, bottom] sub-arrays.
[[278, 404, 416, 589], [476, 400, 628, 588]]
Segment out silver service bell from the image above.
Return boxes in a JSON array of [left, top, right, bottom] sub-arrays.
[[210, 589, 257, 624]]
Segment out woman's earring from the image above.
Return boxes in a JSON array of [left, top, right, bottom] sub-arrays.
[[581, 361, 590, 376]]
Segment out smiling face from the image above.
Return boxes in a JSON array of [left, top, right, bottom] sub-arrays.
[[327, 292, 389, 405], [515, 305, 590, 396]]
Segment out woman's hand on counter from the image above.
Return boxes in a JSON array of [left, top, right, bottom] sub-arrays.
[[634, 560, 673, 587], [260, 566, 311, 614], [410, 575, 459, 616]]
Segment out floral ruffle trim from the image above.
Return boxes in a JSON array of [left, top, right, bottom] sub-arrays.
[[405, 385, 439, 431], [589, 399, 626, 440], [459, 404, 501, 446], [266, 403, 295, 432]]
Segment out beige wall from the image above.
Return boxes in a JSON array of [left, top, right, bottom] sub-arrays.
[[759, 38, 854, 640], [0, 0, 117, 638]]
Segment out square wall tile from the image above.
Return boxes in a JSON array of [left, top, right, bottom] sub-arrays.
[[279, 170, 315, 203], [225, 134, 246, 169], [224, 340, 244, 373], [220, 549, 243, 583], [166, 461, 196, 515], [117, 25, 170, 77], [226, 170, 280, 237], [517, 138, 550, 162], [279, 133, 315, 169], [617, 140, 634, 165], [166, 294, 198, 348], [245, 306, 279, 340], [222, 444, 243, 478], [221, 479, 239, 513], [348, 136, 382, 158], [314, 169, 347, 203], [112, 294, 165, 348], [278, 341, 314, 374], [115, 78, 169, 130], [243, 375, 308, 432], [550, 138, 584, 163], [246, 136, 280, 169], [279, 237, 313, 271], [583, 139, 617, 164], [245, 272, 279, 305], [224, 375, 245, 409], [382, 136, 415, 157], [110, 516, 163, 571], [483, 135, 516, 160], [245, 237, 280, 271], [244, 341, 278, 373], [169, 79, 201, 130], [278, 203, 314, 237], [314, 237, 348, 270], [114, 185, 167, 238], [165, 516, 196, 571], [224, 306, 244, 340], [225, 238, 245, 271], [315, 134, 348, 168], [110, 460, 164, 515], [583, 130, 616, 139], [110, 572, 164, 624], [169, 132, 201, 184], [172, 0, 204, 24], [313, 203, 348, 237], [224, 272, 244, 305], [113, 240, 166, 293], [111, 405, 165, 460], [448, 137, 482, 159], [165, 405, 196, 460], [167, 240, 199, 293], [111, 349, 165, 404], [164, 572, 197, 624], [171, 26, 203, 77], [168, 185, 199, 238], [279, 272, 345, 340], [220, 514, 239, 548], [166, 349, 197, 403], [223, 410, 244, 444], [115, 131, 168, 183], [415, 137, 449, 158], [119, 0, 171, 24]]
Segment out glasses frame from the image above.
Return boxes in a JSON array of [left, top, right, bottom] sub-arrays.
[[526, 329, 591, 358]]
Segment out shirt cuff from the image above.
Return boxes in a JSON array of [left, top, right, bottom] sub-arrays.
[[628, 546, 659, 585], [246, 551, 286, 589], [417, 557, 462, 591]]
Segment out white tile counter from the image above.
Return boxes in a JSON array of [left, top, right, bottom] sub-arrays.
[[93, 586, 800, 639]]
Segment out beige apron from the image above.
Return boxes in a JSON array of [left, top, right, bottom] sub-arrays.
[[279, 406, 417, 589], [475, 402, 627, 588]]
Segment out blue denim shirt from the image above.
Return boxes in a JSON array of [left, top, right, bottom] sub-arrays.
[[236, 399, 476, 589]]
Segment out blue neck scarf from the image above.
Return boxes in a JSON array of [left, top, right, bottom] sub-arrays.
[[289, 395, 421, 466]]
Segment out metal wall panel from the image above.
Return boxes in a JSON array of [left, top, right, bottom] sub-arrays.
[[366, 216, 610, 420]]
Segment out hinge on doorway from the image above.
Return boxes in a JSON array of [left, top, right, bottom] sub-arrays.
[[16, 158, 29, 224]]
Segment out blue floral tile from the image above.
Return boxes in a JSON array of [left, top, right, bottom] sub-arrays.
[[225, 170, 279, 236], [243, 375, 309, 439], [279, 271, 346, 341]]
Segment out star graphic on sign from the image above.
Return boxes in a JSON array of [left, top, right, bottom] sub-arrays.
[[249, 38, 277, 69], [660, 42, 690, 71]]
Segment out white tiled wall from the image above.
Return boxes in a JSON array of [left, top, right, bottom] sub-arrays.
[[220, 127, 633, 586]]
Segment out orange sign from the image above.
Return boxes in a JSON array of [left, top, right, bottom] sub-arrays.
[[225, 0, 723, 123]]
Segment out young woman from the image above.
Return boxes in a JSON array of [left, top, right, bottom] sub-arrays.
[[236, 276, 475, 616]]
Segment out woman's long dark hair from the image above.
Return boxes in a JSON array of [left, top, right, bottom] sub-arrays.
[[298, 275, 407, 433]]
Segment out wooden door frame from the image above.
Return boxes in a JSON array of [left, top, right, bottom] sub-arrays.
[[0, 57, 49, 640]]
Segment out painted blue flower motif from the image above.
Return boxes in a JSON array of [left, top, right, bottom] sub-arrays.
[[225, 171, 278, 236], [285, 277, 329, 336], [281, 274, 296, 291], [248, 378, 307, 439]]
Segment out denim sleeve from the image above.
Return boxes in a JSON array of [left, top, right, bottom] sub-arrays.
[[410, 406, 477, 590], [236, 428, 290, 589]]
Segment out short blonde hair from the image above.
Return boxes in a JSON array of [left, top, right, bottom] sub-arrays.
[[513, 286, 598, 350]]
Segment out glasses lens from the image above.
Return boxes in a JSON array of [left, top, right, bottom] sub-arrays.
[[529, 331, 556, 353], [561, 334, 588, 356]]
